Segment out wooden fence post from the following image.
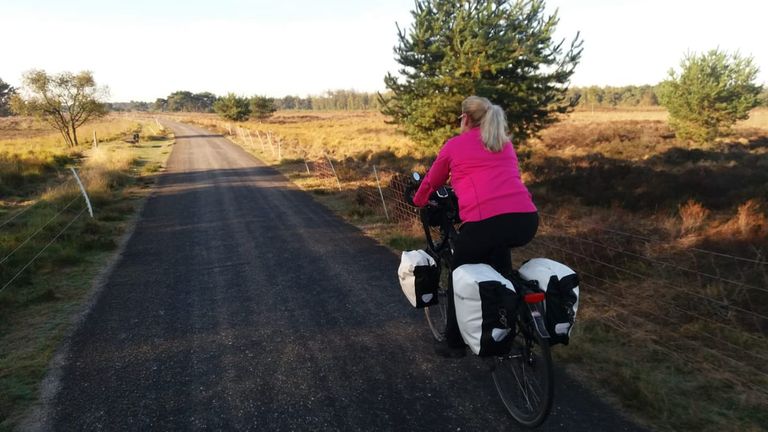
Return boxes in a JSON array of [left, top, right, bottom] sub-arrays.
[[324, 151, 342, 191], [373, 165, 389, 220]]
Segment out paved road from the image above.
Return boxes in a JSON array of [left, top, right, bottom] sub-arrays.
[[46, 121, 646, 431]]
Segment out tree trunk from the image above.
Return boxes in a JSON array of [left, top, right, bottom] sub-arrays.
[[70, 121, 79, 146], [58, 125, 73, 147]]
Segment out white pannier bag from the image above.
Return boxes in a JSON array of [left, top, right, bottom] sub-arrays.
[[518, 258, 580, 345], [398, 250, 440, 308], [453, 264, 519, 356]]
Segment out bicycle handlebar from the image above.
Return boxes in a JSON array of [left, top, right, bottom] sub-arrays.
[[406, 172, 457, 209]]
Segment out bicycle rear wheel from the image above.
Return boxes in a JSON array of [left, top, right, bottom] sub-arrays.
[[491, 324, 553, 427]]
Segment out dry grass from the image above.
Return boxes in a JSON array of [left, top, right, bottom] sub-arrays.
[[678, 200, 710, 236], [176, 111, 428, 160], [738, 108, 768, 130], [713, 200, 768, 241], [184, 107, 768, 432], [0, 115, 141, 156], [564, 108, 669, 123], [564, 107, 768, 131]]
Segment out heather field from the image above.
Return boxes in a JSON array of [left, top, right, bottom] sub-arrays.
[[182, 107, 768, 432]]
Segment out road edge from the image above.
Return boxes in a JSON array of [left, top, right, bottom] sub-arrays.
[[14, 182, 158, 432]]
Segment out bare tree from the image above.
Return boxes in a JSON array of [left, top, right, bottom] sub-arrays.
[[11, 70, 109, 147]]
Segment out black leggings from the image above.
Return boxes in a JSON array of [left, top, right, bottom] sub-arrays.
[[445, 212, 539, 347]]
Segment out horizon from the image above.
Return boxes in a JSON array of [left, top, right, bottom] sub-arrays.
[[2, 0, 766, 102]]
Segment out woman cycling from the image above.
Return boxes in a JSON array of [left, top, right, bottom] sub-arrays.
[[412, 96, 538, 358]]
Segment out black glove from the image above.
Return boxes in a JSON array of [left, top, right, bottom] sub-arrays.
[[404, 185, 417, 206]]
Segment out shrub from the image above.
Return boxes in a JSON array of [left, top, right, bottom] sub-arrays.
[[213, 93, 251, 121], [659, 50, 763, 143], [678, 200, 710, 236]]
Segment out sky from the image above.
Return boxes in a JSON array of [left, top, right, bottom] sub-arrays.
[[2, 0, 766, 102]]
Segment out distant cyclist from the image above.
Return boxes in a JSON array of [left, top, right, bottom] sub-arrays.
[[412, 96, 539, 358]]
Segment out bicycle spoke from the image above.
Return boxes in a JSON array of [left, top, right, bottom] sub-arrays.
[[516, 360, 535, 412], [492, 326, 553, 427]]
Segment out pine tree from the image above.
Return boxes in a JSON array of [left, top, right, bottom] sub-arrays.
[[380, 0, 582, 148], [249, 96, 277, 119], [213, 93, 251, 122], [659, 49, 763, 143]]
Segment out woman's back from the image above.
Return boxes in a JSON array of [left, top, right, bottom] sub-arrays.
[[420, 127, 536, 222]]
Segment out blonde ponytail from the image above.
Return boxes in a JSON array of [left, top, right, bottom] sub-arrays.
[[481, 105, 509, 152], [461, 96, 509, 152]]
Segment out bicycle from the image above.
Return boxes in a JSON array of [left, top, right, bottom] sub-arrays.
[[406, 173, 554, 427]]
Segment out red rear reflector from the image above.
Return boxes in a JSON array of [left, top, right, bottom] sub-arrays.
[[524, 293, 545, 304]]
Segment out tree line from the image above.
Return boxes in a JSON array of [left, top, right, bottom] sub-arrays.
[[146, 90, 382, 113], [567, 84, 768, 110], [567, 85, 660, 108], [100, 86, 768, 114], [6, 79, 763, 121]]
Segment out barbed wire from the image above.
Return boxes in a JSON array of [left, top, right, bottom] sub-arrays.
[[0, 177, 75, 230], [585, 290, 768, 380], [536, 235, 768, 324], [573, 265, 768, 364], [586, 293, 768, 396], [543, 213, 768, 293], [540, 211, 768, 265], [0, 201, 39, 230], [0, 195, 82, 265], [0, 207, 87, 295]]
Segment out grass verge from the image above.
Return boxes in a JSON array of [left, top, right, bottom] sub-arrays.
[[0, 119, 174, 431]]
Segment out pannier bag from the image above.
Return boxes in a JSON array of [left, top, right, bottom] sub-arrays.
[[398, 250, 440, 308], [453, 264, 519, 356], [518, 258, 580, 346]]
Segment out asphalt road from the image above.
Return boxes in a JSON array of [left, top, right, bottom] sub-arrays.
[[45, 121, 647, 431]]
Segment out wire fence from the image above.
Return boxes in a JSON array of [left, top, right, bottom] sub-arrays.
[[214, 121, 768, 396], [0, 170, 92, 296]]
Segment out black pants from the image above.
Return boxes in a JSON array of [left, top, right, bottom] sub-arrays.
[[445, 212, 539, 347]]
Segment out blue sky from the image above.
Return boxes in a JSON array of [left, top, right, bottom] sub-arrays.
[[2, 0, 766, 101]]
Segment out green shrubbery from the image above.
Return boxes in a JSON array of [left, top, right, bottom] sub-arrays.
[[213, 93, 251, 122], [659, 50, 763, 143]]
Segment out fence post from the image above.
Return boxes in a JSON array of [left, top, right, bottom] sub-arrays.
[[247, 129, 255, 148], [255, 130, 266, 152], [324, 151, 342, 191], [267, 132, 276, 156], [92, 130, 98, 148], [373, 165, 390, 221], [70, 168, 94, 218], [227, 123, 232, 135], [278, 138, 282, 160]]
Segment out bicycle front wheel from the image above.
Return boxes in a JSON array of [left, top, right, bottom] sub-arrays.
[[491, 327, 554, 427], [424, 283, 448, 341], [424, 253, 451, 341]]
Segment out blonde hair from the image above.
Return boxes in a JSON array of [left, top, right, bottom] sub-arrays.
[[461, 96, 509, 152]]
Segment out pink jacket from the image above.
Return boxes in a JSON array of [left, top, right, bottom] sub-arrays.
[[413, 127, 536, 222]]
